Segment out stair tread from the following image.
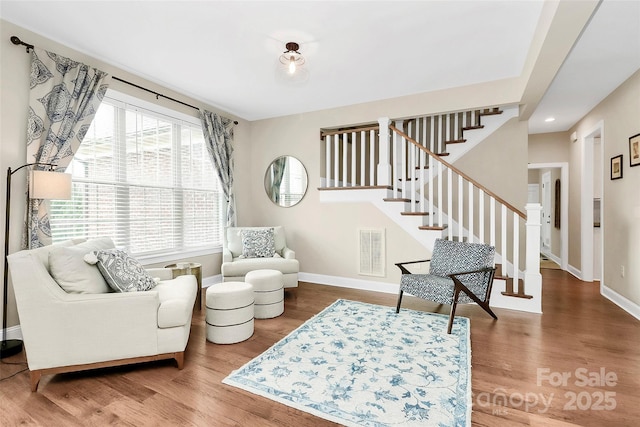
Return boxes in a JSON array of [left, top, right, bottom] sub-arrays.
[[478, 110, 503, 117], [461, 125, 484, 131], [501, 291, 534, 299], [401, 211, 430, 216], [383, 198, 412, 202], [418, 225, 448, 231], [444, 139, 466, 145], [415, 165, 430, 170], [435, 153, 450, 157]]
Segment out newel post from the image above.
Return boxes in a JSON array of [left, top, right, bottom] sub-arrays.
[[525, 203, 543, 313], [377, 117, 391, 186]]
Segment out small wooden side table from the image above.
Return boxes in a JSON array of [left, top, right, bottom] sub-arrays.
[[165, 262, 202, 310]]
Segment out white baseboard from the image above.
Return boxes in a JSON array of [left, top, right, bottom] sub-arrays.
[[542, 251, 562, 267], [203, 274, 222, 288], [299, 272, 399, 295], [567, 264, 582, 280], [1, 325, 23, 341], [601, 285, 640, 321]]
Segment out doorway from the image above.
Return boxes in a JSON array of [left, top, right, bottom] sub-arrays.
[[528, 162, 569, 271]]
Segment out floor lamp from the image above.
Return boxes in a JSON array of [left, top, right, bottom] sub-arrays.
[[1, 163, 72, 358]]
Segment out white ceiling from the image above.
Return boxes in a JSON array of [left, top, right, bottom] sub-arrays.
[[528, 0, 640, 134], [2, 0, 639, 133]]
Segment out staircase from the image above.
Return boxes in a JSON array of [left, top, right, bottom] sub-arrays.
[[319, 105, 542, 314]]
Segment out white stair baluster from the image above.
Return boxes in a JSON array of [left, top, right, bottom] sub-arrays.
[[468, 182, 474, 243], [351, 131, 356, 186], [428, 156, 434, 227], [392, 131, 399, 196], [437, 161, 443, 227], [490, 196, 496, 247], [334, 134, 340, 187], [458, 174, 463, 242], [513, 212, 520, 294], [420, 148, 426, 214], [370, 130, 375, 186], [360, 131, 365, 186], [325, 135, 331, 187], [479, 189, 485, 243], [447, 168, 452, 239], [411, 144, 417, 212], [501, 204, 508, 275], [342, 133, 348, 187]]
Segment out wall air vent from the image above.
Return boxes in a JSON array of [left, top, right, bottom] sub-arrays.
[[358, 228, 385, 277]]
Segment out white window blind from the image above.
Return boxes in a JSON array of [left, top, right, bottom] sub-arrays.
[[50, 91, 224, 257]]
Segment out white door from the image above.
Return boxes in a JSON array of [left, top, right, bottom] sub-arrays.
[[541, 171, 552, 250]]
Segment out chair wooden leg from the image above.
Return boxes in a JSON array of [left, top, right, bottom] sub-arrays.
[[478, 301, 498, 320], [447, 287, 462, 334], [395, 290, 404, 313]]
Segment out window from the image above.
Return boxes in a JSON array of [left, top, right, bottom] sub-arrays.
[[50, 91, 224, 259]]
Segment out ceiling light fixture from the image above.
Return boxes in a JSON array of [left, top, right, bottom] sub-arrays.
[[279, 42, 305, 75], [545, 117, 556, 122]]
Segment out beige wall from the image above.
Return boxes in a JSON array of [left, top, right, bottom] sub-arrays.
[[0, 20, 246, 328], [529, 132, 571, 163], [454, 118, 528, 209], [569, 69, 640, 306]]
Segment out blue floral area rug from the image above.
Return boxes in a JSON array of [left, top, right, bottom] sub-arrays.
[[223, 299, 471, 426]]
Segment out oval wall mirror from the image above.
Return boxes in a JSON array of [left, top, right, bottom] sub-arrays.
[[264, 156, 308, 207]]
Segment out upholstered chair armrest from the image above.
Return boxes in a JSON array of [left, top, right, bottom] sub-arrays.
[[146, 267, 173, 281], [447, 266, 496, 279], [282, 246, 296, 259], [394, 259, 431, 274], [222, 248, 233, 263]]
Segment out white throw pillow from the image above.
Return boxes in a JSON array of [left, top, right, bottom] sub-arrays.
[[85, 249, 157, 293], [49, 238, 114, 294]]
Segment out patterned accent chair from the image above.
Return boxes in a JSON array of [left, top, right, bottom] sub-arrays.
[[395, 238, 497, 334]]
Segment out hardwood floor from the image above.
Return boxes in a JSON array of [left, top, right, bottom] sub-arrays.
[[1, 269, 639, 426]]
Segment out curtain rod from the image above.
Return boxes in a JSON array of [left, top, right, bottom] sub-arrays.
[[10, 35, 238, 126]]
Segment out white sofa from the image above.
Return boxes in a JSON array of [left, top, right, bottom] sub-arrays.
[[221, 226, 299, 288], [7, 237, 197, 391]]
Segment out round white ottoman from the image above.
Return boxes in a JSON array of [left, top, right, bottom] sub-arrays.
[[245, 269, 284, 319], [206, 282, 254, 344]]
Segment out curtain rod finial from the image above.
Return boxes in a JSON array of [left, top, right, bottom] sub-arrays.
[[10, 35, 34, 53]]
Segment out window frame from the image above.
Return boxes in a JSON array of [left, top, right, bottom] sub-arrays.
[[51, 89, 224, 264]]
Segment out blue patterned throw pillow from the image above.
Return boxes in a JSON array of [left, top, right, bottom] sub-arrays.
[[240, 228, 276, 258], [84, 249, 157, 292]]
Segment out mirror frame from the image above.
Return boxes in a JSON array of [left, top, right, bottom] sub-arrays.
[[264, 155, 308, 207]]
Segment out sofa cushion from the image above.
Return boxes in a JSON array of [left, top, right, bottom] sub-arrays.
[[221, 257, 300, 276], [240, 227, 276, 258], [85, 249, 157, 293], [49, 238, 114, 294]]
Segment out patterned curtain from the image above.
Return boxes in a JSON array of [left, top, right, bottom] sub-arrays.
[[270, 157, 287, 203], [200, 110, 236, 227], [26, 48, 109, 248]]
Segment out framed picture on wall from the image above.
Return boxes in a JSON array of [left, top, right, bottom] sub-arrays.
[[611, 155, 623, 180], [630, 133, 640, 167]]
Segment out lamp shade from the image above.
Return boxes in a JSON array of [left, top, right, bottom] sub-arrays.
[[29, 170, 72, 200]]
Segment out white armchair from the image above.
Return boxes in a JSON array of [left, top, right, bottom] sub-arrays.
[[7, 238, 197, 391], [221, 226, 299, 288]]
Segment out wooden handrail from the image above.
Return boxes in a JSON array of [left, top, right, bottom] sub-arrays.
[[320, 125, 379, 137], [389, 124, 526, 219]]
